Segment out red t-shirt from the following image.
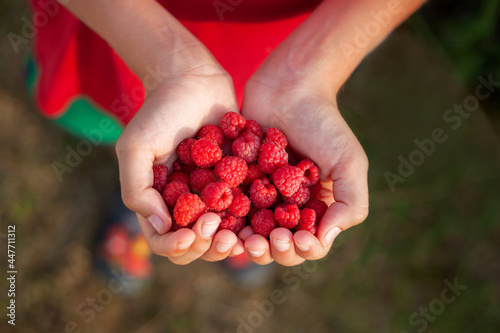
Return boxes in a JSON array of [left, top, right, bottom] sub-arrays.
[[30, 0, 320, 132]]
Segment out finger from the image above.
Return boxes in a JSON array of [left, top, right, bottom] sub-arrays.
[[244, 234, 274, 265], [169, 212, 221, 264], [229, 238, 245, 256], [116, 137, 171, 234], [138, 214, 195, 258], [293, 230, 329, 260], [200, 230, 238, 261], [238, 225, 255, 241], [317, 148, 369, 248], [269, 228, 305, 266]]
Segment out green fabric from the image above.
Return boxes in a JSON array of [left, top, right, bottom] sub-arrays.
[[25, 54, 124, 145]]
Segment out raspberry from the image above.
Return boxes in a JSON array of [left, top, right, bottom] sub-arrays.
[[190, 168, 216, 194], [297, 158, 320, 186], [244, 120, 264, 139], [198, 124, 224, 147], [173, 193, 206, 226], [243, 163, 266, 185], [251, 209, 277, 237], [218, 212, 246, 234], [220, 112, 246, 139], [177, 138, 196, 165], [263, 128, 288, 148], [297, 208, 317, 234], [283, 185, 310, 207], [152, 165, 168, 193], [162, 181, 190, 208], [214, 156, 248, 187], [250, 178, 277, 209], [274, 204, 300, 229], [272, 166, 306, 196], [201, 182, 233, 211], [168, 171, 190, 186], [172, 159, 184, 172], [227, 193, 251, 217], [304, 198, 328, 222], [232, 131, 261, 164], [258, 142, 288, 174], [191, 138, 222, 168], [308, 182, 322, 200]]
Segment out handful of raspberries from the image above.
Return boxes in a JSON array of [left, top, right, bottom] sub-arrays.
[[152, 112, 328, 238]]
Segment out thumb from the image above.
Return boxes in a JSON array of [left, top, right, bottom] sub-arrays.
[[116, 138, 171, 234]]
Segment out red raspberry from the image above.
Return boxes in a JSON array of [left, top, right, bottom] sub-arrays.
[[168, 171, 190, 186], [162, 181, 190, 208], [244, 120, 264, 139], [232, 131, 261, 164], [297, 208, 317, 234], [308, 182, 322, 200], [227, 193, 251, 217], [218, 211, 246, 234], [250, 178, 277, 209], [191, 138, 222, 168], [283, 185, 310, 207], [190, 168, 216, 194], [304, 198, 328, 222], [274, 204, 300, 229], [172, 159, 184, 172], [258, 142, 288, 174], [231, 186, 244, 196], [220, 112, 246, 139], [272, 166, 306, 196], [297, 158, 320, 186], [243, 163, 266, 185], [214, 156, 248, 187], [177, 138, 196, 166], [198, 124, 224, 147], [201, 182, 233, 211], [263, 128, 288, 148], [173, 193, 206, 226], [251, 209, 277, 237], [152, 165, 168, 193]]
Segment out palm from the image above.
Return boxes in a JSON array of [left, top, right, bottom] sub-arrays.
[[240, 80, 369, 265]]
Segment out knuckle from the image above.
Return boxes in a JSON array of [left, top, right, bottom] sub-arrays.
[[120, 190, 139, 212]]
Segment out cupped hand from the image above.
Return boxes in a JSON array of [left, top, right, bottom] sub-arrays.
[[116, 60, 244, 265], [241, 72, 369, 266]]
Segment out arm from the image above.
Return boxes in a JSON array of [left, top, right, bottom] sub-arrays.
[[242, 0, 426, 266], [59, 0, 217, 83], [59, 0, 243, 264]]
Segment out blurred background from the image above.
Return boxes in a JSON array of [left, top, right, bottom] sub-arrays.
[[1, 0, 499, 332]]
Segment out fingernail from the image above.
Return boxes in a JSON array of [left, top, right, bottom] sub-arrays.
[[273, 239, 290, 252], [178, 240, 192, 250], [294, 241, 310, 252], [248, 249, 265, 257], [201, 221, 219, 239], [323, 227, 342, 247], [147, 215, 163, 234], [216, 242, 232, 253]]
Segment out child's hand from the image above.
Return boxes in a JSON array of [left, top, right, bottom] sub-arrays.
[[241, 70, 369, 266], [116, 61, 245, 265]]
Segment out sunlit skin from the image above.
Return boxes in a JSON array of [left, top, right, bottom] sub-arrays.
[[61, 0, 426, 265]]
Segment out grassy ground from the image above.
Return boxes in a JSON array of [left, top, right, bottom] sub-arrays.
[[1, 2, 499, 333]]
